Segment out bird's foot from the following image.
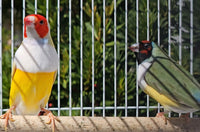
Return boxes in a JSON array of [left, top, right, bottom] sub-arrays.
[[41, 108, 60, 132], [180, 113, 190, 122], [156, 112, 168, 125], [0, 106, 15, 130]]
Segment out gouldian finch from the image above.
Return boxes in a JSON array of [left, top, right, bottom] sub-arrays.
[[130, 40, 200, 116], [0, 14, 59, 131]]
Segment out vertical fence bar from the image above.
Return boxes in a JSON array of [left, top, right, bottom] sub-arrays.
[[57, 0, 60, 116], [114, 0, 117, 117], [157, 0, 161, 113], [0, 0, 2, 115], [178, 0, 182, 117], [80, 0, 83, 116], [102, 0, 106, 117], [136, 0, 139, 117], [46, 0, 49, 21], [168, 0, 171, 117], [22, 0, 25, 40], [190, 0, 193, 78], [35, 0, 37, 14], [11, 0, 14, 71], [190, 0, 193, 118], [69, 0, 72, 116], [179, 0, 182, 65], [147, 0, 149, 41], [157, 0, 160, 46], [125, 0, 128, 117], [45, 0, 49, 110], [146, 0, 149, 117], [168, 0, 171, 57], [91, 0, 95, 117]]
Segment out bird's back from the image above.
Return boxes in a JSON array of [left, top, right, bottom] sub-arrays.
[[145, 43, 200, 112]]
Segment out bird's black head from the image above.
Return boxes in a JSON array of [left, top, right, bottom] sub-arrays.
[[129, 40, 153, 64]]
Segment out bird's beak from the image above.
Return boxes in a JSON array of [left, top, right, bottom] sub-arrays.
[[129, 43, 139, 52], [24, 15, 36, 27]]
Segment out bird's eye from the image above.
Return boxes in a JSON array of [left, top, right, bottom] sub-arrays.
[[39, 20, 44, 25]]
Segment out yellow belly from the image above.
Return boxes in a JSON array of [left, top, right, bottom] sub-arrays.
[[143, 85, 179, 111], [9, 69, 56, 115]]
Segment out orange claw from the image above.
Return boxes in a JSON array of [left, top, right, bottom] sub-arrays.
[[41, 108, 60, 132], [180, 113, 190, 122], [0, 106, 15, 130]]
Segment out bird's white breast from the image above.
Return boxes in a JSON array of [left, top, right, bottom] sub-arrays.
[[14, 38, 58, 73], [137, 61, 152, 90]]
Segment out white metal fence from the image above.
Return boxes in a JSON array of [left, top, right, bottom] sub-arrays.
[[0, 0, 199, 118]]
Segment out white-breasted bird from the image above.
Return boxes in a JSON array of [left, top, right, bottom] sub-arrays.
[[0, 14, 59, 131], [130, 40, 200, 117]]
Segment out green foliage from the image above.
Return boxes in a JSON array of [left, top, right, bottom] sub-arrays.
[[2, 28, 12, 108]]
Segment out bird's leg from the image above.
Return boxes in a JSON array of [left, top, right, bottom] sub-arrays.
[[180, 113, 190, 122], [38, 110, 45, 116], [0, 105, 16, 130], [156, 112, 168, 125], [41, 108, 60, 132]]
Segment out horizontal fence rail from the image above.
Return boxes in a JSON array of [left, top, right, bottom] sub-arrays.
[[0, 0, 199, 118]]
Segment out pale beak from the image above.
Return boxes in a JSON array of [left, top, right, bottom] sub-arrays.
[[129, 43, 139, 52], [24, 16, 36, 27]]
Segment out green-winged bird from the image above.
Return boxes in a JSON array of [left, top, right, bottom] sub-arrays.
[[130, 40, 200, 116]]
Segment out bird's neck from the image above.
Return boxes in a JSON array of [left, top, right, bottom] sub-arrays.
[[135, 50, 152, 64], [23, 36, 49, 46]]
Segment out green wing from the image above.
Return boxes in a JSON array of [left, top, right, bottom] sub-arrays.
[[145, 44, 200, 109]]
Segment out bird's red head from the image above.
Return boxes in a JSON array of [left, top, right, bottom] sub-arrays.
[[24, 14, 49, 38]]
